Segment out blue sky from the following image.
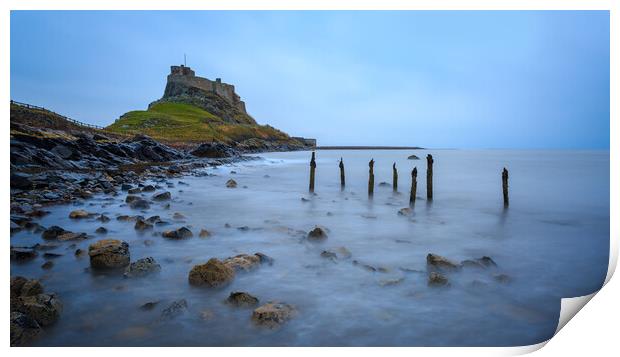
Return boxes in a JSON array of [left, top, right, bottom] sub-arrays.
[[10, 11, 609, 149]]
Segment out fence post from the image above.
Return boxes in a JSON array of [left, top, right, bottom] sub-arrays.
[[368, 158, 375, 197], [410, 167, 417, 206], [309, 151, 316, 193], [502, 167, 509, 207], [339, 158, 345, 190], [392, 162, 398, 192], [426, 154, 434, 200]]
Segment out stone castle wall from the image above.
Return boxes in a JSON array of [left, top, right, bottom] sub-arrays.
[[166, 65, 247, 113]]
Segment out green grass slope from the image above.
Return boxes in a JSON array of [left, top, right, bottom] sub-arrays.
[[106, 102, 292, 144]]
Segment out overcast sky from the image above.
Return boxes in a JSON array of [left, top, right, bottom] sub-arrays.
[[10, 11, 609, 148]]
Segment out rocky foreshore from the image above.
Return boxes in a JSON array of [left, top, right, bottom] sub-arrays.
[[10, 118, 310, 210]]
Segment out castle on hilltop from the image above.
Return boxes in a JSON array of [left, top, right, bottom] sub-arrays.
[[164, 65, 247, 114]]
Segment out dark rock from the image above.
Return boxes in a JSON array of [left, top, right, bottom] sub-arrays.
[[10, 311, 42, 346], [162, 227, 193, 239], [407, 154, 420, 160], [97, 214, 111, 223], [198, 229, 211, 238], [134, 219, 153, 231], [95, 226, 108, 234], [226, 179, 237, 188], [160, 299, 188, 320], [226, 292, 259, 307], [41, 261, 54, 270], [124, 257, 161, 278], [461, 256, 498, 269], [41, 225, 66, 240], [426, 253, 460, 272], [16, 293, 63, 326], [142, 185, 156, 192], [129, 198, 150, 210], [140, 301, 159, 311], [254, 252, 274, 266], [190, 142, 238, 158], [152, 191, 171, 201], [307, 226, 328, 241], [252, 302, 296, 328], [57, 232, 87, 241], [11, 247, 38, 261], [69, 209, 92, 219], [11, 172, 34, 190]]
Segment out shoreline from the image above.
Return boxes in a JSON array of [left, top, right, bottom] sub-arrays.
[[316, 146, 423, 150]]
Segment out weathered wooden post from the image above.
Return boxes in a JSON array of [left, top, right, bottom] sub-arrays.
[[392, 163, 398, 192], [410, 167, 417, 205], [309, 151, 316, 193], [368, 159, 375, 197], [502, 167, 509, 207], [426, 154, 434, 200], [339, 158, 345, 190]]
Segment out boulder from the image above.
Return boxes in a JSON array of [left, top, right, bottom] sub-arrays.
[[307, 226, 328, 241], [88, 239, 130, 269], [226, 179, 237, 188], [426, 253, 460, 271], [223, 254, 261, 272], [188, 258, 235, 287], [16, 293, 63, 326], [95, 226, 108, 234], [162, 227, 193, 239], [190, 142, 237, 158], [198, 229, 211, 238], [226, 292, 259, 307], [134, 219, 153, 231], [57, 232, 87, 241], [11, 247, 38, 261], [10, 311, 41, 347], [252, 302, 296, 328], [124, 257, 161, 278], [69, 209, 91, 219], [11, 277, 43, 299], [129, 198, 150, 210], [41, 226, 67, 240], [152, 191, 171, 201], [141, 185, 156, 192], [407, 154, 420, 160]]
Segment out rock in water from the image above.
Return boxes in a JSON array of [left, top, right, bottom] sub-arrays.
[[162, 227, 193, 239], [226, 292, 259, 307], [11, 247, 38, 261], [426, 253, 460, 272], [252, 302, 296, 328], [428, 272, 449, 287], [11, 311, 42, 347], [41, 226, 66, 240], [69, 209, 91, 219], [307, 226, 328, 241], [124, 257, 161, 278], [190, 142, 238, 158], [198, 229, 211, 238], [160, 299, 188, 320], [407, 154, 420, 160], [461, 256, 498, 269], [88, 239, 130, 269], [226, 179, 237, 188], [16, 293, 63, 326], [188, 258, 235, 287], [152, 191, 171, 201], [129, 198, 150, 210], [223, 254, 261, 272], [398, 207, 412, 216], [134, 219, 153, 231]]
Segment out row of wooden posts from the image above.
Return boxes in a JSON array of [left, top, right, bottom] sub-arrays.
[[309, 152, 510, 207]]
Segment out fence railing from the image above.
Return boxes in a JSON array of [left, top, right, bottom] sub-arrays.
[[10, 100, 106, 131]]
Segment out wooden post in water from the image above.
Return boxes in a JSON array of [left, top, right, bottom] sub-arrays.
[[426, 154, 434, 200], [502, 167, 509, 207], [368, 159, 375, 197], [392, 163, 398, 192], [339, 158, 345, 190], [410, 167, 417, 205], [309, 151, 316, 193]]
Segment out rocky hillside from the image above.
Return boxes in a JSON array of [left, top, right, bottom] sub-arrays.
[[106, 66, 311, 150]]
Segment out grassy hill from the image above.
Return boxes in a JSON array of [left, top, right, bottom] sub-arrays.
[[106, 102, 293, 144]]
